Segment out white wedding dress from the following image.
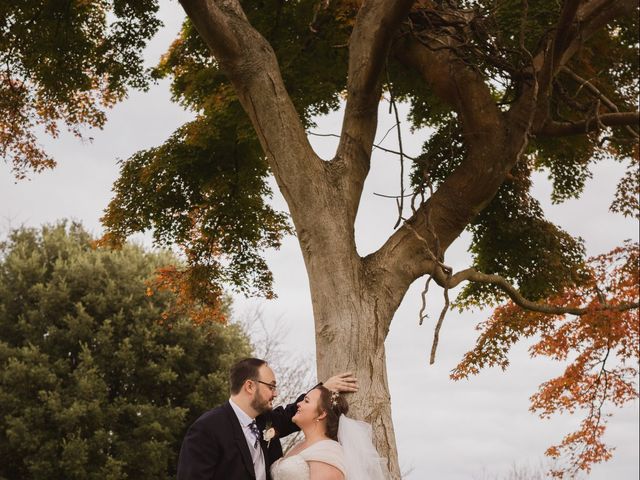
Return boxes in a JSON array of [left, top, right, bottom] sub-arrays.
[[271, 439, 347, 480]]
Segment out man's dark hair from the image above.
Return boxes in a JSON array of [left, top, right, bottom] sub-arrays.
[[229, 358, 267, 394]]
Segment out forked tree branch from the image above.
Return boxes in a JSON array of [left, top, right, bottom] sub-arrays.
[[371, 0, 636, 318], [526, 0, 635, 132], [560, 0, 638, 65], [558, 67, 640, 138], [370, 35, 519, 292]]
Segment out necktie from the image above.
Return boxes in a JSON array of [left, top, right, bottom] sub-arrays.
[[248, 420, 260, 448]]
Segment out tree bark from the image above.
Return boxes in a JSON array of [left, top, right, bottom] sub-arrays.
[[304, 246, 403, 478]]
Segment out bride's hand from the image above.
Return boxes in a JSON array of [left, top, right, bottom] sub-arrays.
[[323, 372, 358, 393]]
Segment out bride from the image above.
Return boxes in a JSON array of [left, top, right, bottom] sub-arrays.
[[271, 385, 389, 480]]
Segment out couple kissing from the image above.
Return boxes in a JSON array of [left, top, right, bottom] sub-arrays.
[[177, 357, 389, 480]]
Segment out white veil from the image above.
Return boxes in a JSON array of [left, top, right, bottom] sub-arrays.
[[337, 415, 390, 480]]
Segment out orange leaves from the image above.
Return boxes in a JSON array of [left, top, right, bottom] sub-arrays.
[[147, 264, 226, 327], [546, 417, 613, 478], [0, 74, 56, 179], [3, 1, 161, 179], [452, 242, 639, 476], [1, 70, 115, 179]]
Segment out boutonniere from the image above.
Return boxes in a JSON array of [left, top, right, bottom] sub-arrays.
[[262, 422, 277, 448]]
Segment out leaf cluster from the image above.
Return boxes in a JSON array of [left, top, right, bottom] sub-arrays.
[[459, 160, 589, 306], [1, 0, 162, 178], [101, 107, 292, 300], [452, 241, 639, 475]]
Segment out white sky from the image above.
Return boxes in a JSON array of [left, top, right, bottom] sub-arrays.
[[1, 2, 638, 478]]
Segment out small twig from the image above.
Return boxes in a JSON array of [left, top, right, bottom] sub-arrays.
[[307, 131, 417, 160], [373, 143, 417, 161], [373, 191, 416, 199], [560, 66, 639, 139], [404, 222, 452, 274], [401, 200, 453, 364], [410, 188, 427, 215], [418, 276, 433, 326], [307, 132, 340, 138], [376, 118, 400, 146], [395, 198, 403, 226], [429, 271, 451, 364], [386, 66, 407, 229]]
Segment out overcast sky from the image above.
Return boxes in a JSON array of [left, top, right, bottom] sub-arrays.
[[1, 2, 638, 479]]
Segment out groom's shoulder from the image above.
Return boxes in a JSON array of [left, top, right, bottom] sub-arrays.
[[193, 402, 232, 426]]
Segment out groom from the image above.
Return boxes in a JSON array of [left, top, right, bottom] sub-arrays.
[[176, 357, 358, 480]]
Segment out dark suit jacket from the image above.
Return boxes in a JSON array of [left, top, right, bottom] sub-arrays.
[[177, 396, 302, 480]]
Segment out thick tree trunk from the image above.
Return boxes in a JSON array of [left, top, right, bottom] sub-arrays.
[[302, 248, 402, 478]]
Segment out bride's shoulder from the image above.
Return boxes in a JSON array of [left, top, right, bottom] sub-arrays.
[[306, 439, 344, 455], [322, 439, 342, 449], [302, 440, 346, 477]]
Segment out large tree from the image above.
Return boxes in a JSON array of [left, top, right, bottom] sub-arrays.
[[0, 222, 252, 479], [2, 1, 638, 477]]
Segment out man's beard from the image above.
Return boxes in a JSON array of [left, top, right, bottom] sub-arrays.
[[251, 390, 272, 414]]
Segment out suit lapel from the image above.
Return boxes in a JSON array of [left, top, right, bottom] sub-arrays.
[[256, 417, 269, 454], [223, 402, 256, 479], [257, 415, 279, 475]]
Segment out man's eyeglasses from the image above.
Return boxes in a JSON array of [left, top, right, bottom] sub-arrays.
[[252, 379, 277, 392]]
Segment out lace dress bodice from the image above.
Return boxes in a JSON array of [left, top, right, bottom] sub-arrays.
[[271, 439, 346, 480]]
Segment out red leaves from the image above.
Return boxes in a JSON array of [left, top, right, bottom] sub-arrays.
[[452, 242, 639, 477]]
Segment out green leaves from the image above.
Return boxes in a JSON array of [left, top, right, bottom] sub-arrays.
[[102, 109, 292, 298], [1, 0, 162, 177], [0, 222, 252, 479], [458, 161, 588, 308]]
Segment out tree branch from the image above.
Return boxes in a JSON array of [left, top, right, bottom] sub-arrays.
[[560, 0, 638, 65], [333, 0, 415, 217], [524, 0, 635, 134], [537, 112, 640, 136], [177, 0, 243, 63], [396, 34, 505, 145], [559, 66, 640, 138], [551, 0, 582, 73], [178, 0, 323, 217], [368, 34, 523, 291], [437, 267, 640, 316]]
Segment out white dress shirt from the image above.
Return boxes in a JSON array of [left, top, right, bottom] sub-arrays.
[[229, 398, 267, 480]]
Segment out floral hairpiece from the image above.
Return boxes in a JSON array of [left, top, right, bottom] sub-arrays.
[[330, 390, 340, 407]]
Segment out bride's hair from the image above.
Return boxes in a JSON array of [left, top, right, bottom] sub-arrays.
[[316, 385, 349, 441]]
